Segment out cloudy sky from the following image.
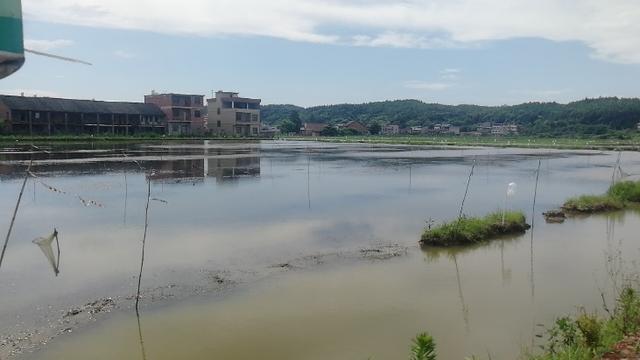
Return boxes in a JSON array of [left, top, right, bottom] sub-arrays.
[[2, 0, 640, 106]]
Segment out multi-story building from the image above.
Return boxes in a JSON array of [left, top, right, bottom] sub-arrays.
[[144, 93, 205, 135], [382, 124, 400, 135], [491, 124, 519, 136], [207, 91, 261, 136]]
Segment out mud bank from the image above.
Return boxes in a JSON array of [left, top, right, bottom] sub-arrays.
[[1, 243, 409, 359]]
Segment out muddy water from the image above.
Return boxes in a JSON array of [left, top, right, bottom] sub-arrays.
[[1, 141, 640, 359]]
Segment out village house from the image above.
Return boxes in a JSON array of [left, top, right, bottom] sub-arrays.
[[300, 123, 327, 136], [260, 124, 280, 138], [410, 126, 423, 134], [0, 95, 166, 135], [207, 91, 261, 137], [382, 124, 400, 135], [344, 121, 368, 134], [144, 92, 205, 135], [491, 124, 519, 136]]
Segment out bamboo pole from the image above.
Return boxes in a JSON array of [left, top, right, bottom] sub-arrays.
[[458, 159, 476, 219], [0, 159, 33, 271]]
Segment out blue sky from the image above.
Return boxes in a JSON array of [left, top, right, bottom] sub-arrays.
[[2, 0, 640, 107]]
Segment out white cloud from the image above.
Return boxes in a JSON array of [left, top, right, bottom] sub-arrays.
[[21, 0, 640, 63], [510, 88, 572, 101], [24, 39, 74, 52], [114, 50, 136, 59], [440, 68, 461, 80], [403, 81, 453, 91], [351, 32, 456, 48]]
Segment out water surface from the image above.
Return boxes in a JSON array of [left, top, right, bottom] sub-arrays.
[[1, 140, 639, 359]]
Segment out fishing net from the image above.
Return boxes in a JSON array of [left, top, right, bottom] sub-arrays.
[[33, 229, 60, 276]]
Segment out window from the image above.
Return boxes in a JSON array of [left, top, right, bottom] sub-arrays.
[[251, 114, 258, 122], [252, 127, 258, 135], [236, 112, 251, 122], [217, 121, 221, 128], [217, 108, 221, 115], [194, 110, 201, 118]]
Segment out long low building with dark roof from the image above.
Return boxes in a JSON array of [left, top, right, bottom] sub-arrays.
[[0, 95, 167, 135]]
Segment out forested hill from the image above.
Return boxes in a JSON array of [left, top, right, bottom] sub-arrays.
[[261, 98, 640, 136]]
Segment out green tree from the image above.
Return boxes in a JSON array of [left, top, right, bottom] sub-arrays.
[[368, 122, 382, 135], [320, 126, 338, 136], [279, 119, 298, 134], [289, 111, 302, 132]]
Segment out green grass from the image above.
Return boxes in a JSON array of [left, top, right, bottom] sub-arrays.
[[529, 287, 640, 360], [608, 181, 640, 203], [562, 181, 640, 213], [562, 195, 625, 213], [410, 287, 640, 359], [284, 135, 640, 151], [420, 211, 530, 247]]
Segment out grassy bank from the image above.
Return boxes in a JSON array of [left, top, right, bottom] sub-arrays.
[[562, 181, 640, 213], [284, 135, 640, 151], [529, 287, 640, 360], [420, 211, 530, 247], [410, 287, 640, 359], [3, 134, 640, 150]]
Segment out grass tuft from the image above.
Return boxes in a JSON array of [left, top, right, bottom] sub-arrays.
[[608, 181, 640, 203], [420, 211, 530, 247], [562, 195, 625, 213], [561, 180, 640, 214]]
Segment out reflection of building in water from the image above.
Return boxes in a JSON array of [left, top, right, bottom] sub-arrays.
[[148, 159, 205, 183], [206, 156, 261, 183]]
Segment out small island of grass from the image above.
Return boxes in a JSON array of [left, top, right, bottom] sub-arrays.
[[420, 211, 531, 247], [562, 180, 640, 214]]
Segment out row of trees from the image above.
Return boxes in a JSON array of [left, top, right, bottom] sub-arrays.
[[262, 97, 640, 138]]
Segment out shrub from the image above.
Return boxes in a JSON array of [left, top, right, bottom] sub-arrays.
[[576, 312, 602, 350], [533, 287, 640, 360]]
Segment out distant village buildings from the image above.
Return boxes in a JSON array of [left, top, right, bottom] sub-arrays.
[[0, 90, 524, 138], [207, 91, 261, 137]]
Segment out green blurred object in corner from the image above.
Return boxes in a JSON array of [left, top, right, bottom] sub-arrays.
[[0, 0, 25, 80]]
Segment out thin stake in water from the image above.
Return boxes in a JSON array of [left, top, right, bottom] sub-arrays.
[[458, 159, 476, 219], [0, 159, 33, 271]]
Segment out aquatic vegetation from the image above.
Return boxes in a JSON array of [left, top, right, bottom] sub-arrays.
[[562, 195, 625, 213], [530, 287, 640, 360], [607, 181, 640, 203], [410, 333, 437, 360], [420, 211, 530, 247], [561, 180, 640, 214]]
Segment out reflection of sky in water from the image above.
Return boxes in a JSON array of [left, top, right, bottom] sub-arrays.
[[1, 142, 640, 337], [27, 210, 640, 360]]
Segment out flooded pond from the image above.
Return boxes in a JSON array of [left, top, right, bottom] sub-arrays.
[[1, 140, 640, 359]]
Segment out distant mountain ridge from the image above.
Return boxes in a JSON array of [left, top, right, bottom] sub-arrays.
[[261, 97, 640, 137]]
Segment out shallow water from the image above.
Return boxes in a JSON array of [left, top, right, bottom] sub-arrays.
[[1, 140, 640, 359]]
